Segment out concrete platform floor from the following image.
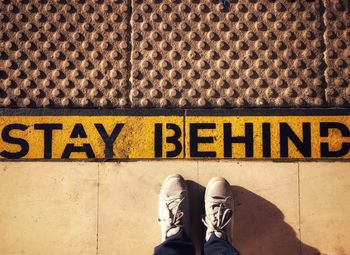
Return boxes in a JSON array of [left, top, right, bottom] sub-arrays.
[[0, 161, 349, 255]]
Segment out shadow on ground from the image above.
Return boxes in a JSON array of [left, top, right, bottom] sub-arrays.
[[186, 181, 321, 255]]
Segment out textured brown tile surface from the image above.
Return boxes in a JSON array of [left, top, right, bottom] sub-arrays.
[[0, 0, 349, 108], [0, 0, 130, 107], [130, 0, 326, 107], [324, 0, 350, 106]]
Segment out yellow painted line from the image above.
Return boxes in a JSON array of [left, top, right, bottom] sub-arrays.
[[185, 116, 350, 159], [0, 115, 349, 159], [0, 116, 184, 159]]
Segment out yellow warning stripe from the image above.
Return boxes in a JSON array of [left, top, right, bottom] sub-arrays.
[[0, 115, 349, 159]]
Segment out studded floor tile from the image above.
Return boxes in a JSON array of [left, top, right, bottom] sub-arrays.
[[0, 0, 131, 108], [130, 0, 327, 108], [0, 0, 349, 108], [324, 0, 350, 107]]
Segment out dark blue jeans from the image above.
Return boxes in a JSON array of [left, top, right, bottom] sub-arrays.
[[154, 229, 240, 255]]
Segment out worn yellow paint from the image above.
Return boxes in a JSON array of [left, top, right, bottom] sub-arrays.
[[0, 116, 183, 159], [0, 115, 349, 159]]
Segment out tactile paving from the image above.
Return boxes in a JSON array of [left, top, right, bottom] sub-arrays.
[[324, 0, 350, 106], [0, 0, 130, 107], [130, 0, 327, 108], [1, 0, 350, 108]]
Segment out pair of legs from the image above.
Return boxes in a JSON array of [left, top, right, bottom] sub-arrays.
[[154, 175, 240, 255]]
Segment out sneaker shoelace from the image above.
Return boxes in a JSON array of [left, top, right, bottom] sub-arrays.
[[158, 192, 186, 232], [202, 196, 233, 238]]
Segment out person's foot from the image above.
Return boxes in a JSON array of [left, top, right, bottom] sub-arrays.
[[158, 174, 188, 242], [202, 177, 233, 242]]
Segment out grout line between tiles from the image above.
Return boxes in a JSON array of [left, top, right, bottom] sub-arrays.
[[196, 160, 199, 183], [298, 163, 302, 255], [127, 0, 133, 106], [96, 163, 100, 255], [320, 0, 329, 105], [196, 160, 200, 255]]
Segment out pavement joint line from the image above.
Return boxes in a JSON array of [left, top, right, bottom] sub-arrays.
[[298, 163, 302, 255], [96, 163, 100, 255]]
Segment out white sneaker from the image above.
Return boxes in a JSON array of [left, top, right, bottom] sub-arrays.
[[158, 174, 188, 242], [202, 177, 233, 242]]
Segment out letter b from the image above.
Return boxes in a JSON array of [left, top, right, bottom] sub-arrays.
[[154, 123, 182, 158]]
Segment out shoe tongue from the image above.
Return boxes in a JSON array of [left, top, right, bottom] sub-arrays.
[[166, 226, 181, 239]]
